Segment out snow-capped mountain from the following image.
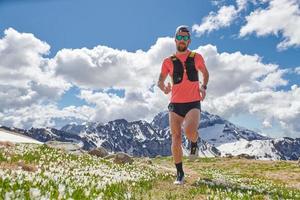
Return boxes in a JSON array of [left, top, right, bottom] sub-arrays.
[[152, 111, 271, 146], [1, 111, 299, 160], [0, 115, 219, 158], [61, 118, 219, 157], [151, 111, 300, 160]]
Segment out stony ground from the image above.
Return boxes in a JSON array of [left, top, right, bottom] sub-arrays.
[[0, 143, 300, 200]]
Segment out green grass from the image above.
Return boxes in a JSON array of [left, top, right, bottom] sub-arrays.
[[1, 144, 299, 199], [0, 144, 168, 200], [150, 156, 300, 200]]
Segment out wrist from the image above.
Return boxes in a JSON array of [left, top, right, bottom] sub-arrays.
[[157, 82, 164, 90], [157, 81, 163, 86], [201, 85, 207, 90]]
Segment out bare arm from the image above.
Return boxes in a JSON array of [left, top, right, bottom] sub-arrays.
[[200, 66, 209, 87], [198, 64, 209, 100], [157, 73, 167, 90], [157, 73, 171, 94]]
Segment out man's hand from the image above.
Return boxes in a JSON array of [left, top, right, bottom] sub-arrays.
[[200, 85, 206, 100], [164, 82, 172, 94], [158, 82, 172, 94]]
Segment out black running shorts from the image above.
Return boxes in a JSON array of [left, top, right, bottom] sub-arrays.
[[168, 101, 201, 117]]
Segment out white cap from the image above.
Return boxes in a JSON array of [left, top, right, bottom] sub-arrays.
[[175, 25, 190, 36]]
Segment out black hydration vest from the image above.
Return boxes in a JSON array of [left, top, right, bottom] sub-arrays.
[[170, 52, 199, 84]]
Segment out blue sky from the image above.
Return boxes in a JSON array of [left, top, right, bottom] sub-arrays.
[[0, 0, 299, 138], [1, 0, 299, 66]]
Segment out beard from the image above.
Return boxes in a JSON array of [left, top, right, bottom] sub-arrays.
[[176, 43, 187, 52]]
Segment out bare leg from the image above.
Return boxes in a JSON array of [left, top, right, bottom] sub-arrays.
[[184, 108, 200, 143], [169, 111, 184, 164]]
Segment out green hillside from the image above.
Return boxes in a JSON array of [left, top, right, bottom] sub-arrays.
[[0, 143, 299, 200]]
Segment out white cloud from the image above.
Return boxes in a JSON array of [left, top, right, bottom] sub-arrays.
[[0, 104, 94, 129], [195, 44, 286, 97], [236, 0, 251, 10], [0, 28, 71, 111], [53, 40, 298, 136], [0, 29, 174, 128], [294, 66, 300, 74], [193, 0, 300, 50], [262, 119, 272, 128], [77, 87, 169, 123], [193, 5, 239, 36], [0, 28, 299, 137], [192, 0, 253, 36], [195, 44, 299, 136], [53, 37, 175, 91], [48, 37, 176, 124], [240, 0, 300, 50], [204, 85, 300, 135]]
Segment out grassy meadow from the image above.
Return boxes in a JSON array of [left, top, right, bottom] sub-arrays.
[[0, 143, 299, 200]]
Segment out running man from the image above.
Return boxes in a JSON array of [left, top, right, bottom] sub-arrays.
[[157, 25, 209, 185]]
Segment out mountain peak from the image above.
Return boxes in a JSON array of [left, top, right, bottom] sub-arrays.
[[2, 111, 299, 161]]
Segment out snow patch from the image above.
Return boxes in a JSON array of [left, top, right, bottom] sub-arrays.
[[218, 139, 281, 160], [0, 129, 42, 144]]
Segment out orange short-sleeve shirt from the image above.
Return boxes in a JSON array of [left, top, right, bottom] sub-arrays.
[[161, 50, 206, 103]]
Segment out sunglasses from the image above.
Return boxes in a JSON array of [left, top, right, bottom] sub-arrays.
[[176, 35, 190, 41]]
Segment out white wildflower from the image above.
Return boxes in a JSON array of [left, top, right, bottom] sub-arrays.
[[30, 188, 41, 199]]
